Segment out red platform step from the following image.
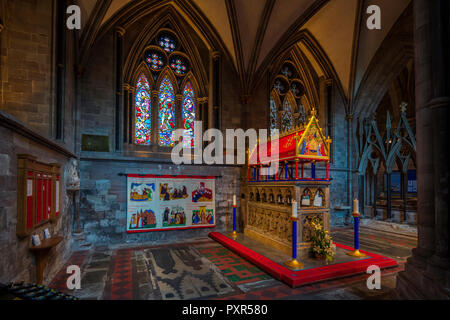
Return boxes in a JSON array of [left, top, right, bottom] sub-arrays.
[[208, 232, 398, 288]]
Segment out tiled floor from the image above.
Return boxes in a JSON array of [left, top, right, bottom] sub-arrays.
[[49, 226, 416, 300]]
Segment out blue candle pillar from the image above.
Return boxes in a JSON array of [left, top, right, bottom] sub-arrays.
[[347, 198, 366, 257], [230, 195, 238, 239], [285, 201, 304, 270]]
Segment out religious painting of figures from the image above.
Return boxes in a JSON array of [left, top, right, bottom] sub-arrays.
[[192, 207, 214, 226], [126, 174, 215, 233], [160, 182, 188, 201], [130, 183, 155, 202], [162, 206, 186, 227], [299, 123, 326, 157], [192, 182, 213, 202], [301, 189, 311, 207], [129, 209, 157, 230]]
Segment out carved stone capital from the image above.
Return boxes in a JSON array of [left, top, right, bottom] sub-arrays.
[[115, 26, 126, 37], [211, 51, 221, 60], [198, 97, 209, 104]]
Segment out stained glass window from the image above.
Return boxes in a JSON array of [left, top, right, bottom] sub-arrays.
[[182, 82, 196, 148], [158, 34, 176, 53], [135, 74, 152, 145], [158, 76, 176, 147], [170, 56, 188, 77], [146, 51, 165, 72], [281, 99, 293, 132], [270, 96, 277, 133]]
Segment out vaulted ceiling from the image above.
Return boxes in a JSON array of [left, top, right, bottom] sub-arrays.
[[76, 0, 411, 101]]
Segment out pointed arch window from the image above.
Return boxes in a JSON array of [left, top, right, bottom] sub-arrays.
[[131, 28, 202, 149], [158, 76, 176, 147], [182, 82, 196, 148], [281, 99, 294, 132], [135, 74, 152, 145], [269, 59, 309, 133]]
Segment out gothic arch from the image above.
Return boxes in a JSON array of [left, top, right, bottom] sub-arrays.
[[122, 10, 208, 97], [270, 88, 282, 108], [353, 5, 414, 118], [180, 72, 200, 101], [283, 91, 297, 114], [155, 67, 179, 95], [132, 61, 156, 90], [255, 29, 346, 108]]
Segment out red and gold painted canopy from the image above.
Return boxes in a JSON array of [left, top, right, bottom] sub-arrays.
[[249, 112, 331, 165]]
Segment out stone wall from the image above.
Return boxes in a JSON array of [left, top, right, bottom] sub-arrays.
[[0, 0, 77, 284], [0, 123, 73, 285], [0, 0, 54, 137], [78, 159, 240, 246]]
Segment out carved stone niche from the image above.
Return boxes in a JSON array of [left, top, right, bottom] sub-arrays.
[[65, 158, 81, 235]]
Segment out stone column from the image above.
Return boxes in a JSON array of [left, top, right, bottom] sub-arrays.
[[128, 86, 135, 144], [123, 84, 131, 145], [240, 95, 252, 130], [114, 27, 125, 151], [346, 114, 353, 220], [211, 51, 221, 130], [428, 0, 450, 284], [396, 0, 449, 299]]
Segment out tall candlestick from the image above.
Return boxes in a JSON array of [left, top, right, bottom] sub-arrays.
[[292, 200, 298, 218], [347, 198, 366, 257], [230, 195, 238, 239], [353, 198, 359, 213], [285, 200, 303, 270]]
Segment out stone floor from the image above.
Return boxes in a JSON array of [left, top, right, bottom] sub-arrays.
[[49, 226, 417, 300]]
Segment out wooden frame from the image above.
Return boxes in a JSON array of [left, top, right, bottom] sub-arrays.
[[17, 154, 61, 238]]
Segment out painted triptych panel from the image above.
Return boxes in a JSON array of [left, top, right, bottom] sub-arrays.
[[126, 175, 215, 233]]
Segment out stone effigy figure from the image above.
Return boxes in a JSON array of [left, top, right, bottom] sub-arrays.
[[65, 158, 80, 190], [65, 158, 81, 234]]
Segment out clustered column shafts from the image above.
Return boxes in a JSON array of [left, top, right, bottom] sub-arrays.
[[396, 0, 449, 299]]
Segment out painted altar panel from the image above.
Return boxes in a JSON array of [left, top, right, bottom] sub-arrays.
[[126, 174, 215, 233]]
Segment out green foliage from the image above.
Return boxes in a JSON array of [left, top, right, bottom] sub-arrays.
[[310, 218, 335, 262]]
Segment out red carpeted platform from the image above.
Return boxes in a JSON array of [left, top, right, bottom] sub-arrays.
[[209, 232, 398, 288]]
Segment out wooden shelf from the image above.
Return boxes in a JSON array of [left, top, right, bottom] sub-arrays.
[[29, 236, 63, 284], [29, 236, 63, 251]]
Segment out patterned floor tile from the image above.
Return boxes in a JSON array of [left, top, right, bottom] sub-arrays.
[[199, 246, 272, 285]]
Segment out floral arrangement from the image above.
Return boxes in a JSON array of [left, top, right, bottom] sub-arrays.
[[310, 218, 335, 262]]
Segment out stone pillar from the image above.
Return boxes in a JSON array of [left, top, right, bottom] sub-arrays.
[[211, 51, 221, 130], [123, 84, 131, 144], [386, 171, 392, 220], [428, 0, 450, 285], [346, 114, 353, 220], [240, 95, 252, 130], [128, 86, 134, 144], [114, 27, 125, 151], [396, 0, 449, 299]]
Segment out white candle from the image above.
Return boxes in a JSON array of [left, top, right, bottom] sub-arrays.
[[353, 198, 359, 213], [292, 200, 298, 218], [233, 195, 236, 206]]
